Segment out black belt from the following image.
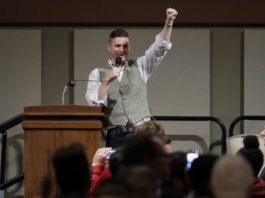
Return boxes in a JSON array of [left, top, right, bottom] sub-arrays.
[[113, 125, 135, 133], [108, 125, 135, 133], [106, 125, 135, 148]]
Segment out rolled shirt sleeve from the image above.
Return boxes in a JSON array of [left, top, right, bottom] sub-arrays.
[[137, 34, 172, 82], [85, 68, 107, 106]]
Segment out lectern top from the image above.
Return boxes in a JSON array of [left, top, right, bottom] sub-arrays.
[[23, 105, 104, 116]]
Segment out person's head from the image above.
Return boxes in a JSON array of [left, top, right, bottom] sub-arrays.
[[136, 121, 165, 135], [93, 178, 132, 198], [107, 28, 130, 65], [211, 155, 254, 198], [52, 143, 90, 195], [136, 121, 173, 153], [169, 151, 189, 195], [119, 166, 160, 198], [120, 132, 171, 181], [188, 154, 219, 197], [237, 135, 264, 177]]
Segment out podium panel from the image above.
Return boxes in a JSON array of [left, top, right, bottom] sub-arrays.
[[22, 105, 105, 198]]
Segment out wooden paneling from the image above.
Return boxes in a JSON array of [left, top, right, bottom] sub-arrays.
[[23, 105, 104, 198]]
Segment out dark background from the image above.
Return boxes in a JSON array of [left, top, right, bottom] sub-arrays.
[[1, 0, 265, 26]]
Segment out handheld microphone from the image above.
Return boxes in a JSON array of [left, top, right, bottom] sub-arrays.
[[115, 57, 122, 67]]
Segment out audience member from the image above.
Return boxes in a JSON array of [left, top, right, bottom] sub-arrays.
[[237, 135, 263, 177], [118, 165, 160, 198], [52, 143, 90, 198], [136, 120, 165, 135], [169, 151, 189, 197], [136, 120, 174, 153], [92, 178, 132, 198], [120, 132, 184, 198], [188, 154, 218, 198], [121, 132, 170, 180], [90, 121, 173, 196], [211, 155, 253, 198], [237, 135, 265, 197], [90, 146, 125, 196], [90, 147, 113, 196]]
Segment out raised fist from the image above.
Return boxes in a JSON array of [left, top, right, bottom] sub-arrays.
[[166, 8, 178, 26]]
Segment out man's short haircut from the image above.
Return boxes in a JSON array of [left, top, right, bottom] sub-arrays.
[[109, 28, 129, 42]]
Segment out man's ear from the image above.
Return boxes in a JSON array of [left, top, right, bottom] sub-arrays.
[[107, 43, 111, 52]]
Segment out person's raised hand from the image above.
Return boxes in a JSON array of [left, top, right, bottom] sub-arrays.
[[166, 8, 178, 27], [92, 147, 112, 166]]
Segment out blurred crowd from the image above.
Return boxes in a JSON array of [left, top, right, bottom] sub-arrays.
[[42, 121, 265, 198]]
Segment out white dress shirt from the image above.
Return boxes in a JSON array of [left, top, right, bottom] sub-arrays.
[[85, 34, 172, 106]]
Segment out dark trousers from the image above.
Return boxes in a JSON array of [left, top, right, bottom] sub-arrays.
[[106, 126, 135, 148]]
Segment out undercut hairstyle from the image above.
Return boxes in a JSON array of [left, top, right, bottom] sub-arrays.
[[109, 28, 129, 42]]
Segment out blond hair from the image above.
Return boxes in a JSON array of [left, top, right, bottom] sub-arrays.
[[136, 121, 171, 144]]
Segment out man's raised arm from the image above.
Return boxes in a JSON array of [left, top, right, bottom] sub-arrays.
[[160, 8, 178, 41]]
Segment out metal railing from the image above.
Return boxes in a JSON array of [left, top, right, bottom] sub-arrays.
[[153, 115, 227, 154], [229, 115, 265, 137], [0, 114, 227, 191], [0, 114, 24, 190]]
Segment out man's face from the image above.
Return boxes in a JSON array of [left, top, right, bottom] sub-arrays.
[[107, 36, 130, 65]]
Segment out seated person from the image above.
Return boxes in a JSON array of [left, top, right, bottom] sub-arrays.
[[188, 154, 219, 198], [52, 143, 90, 198], [237, 135, 265, 197], [211, 155, 254, 198]]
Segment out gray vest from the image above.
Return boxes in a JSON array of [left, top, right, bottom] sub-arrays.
[[99, 60, 151, 125]]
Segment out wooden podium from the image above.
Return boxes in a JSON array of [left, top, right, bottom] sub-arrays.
[[22, 105, 105, 198]]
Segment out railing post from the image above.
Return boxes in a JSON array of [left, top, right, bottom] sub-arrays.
[[211, 117, 227, 154], [0, 132, 7, 184], [0, 114, 23, 191]]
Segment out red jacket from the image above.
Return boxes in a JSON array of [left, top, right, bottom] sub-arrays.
[[251, 178, 265, 197], [89, 165, 112, 196]]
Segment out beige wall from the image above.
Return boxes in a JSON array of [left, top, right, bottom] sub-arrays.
[[210, 28, 243, 153], [41, 28, 73, 105], [244, 30, 265, 134], [0, 30, 41, 196]]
